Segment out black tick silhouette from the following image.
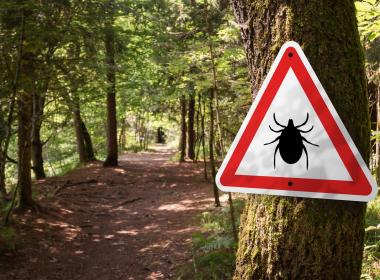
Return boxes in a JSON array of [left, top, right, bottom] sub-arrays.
[[264, 113, 318, 169]]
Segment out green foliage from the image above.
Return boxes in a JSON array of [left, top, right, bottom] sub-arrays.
[[356, 1, 380, 42], [0, 0, 249, 192], [0, 1, 377, 277], [178, 195, 380, 280], [177, 198, 245, 279], [362, 196, 380, 279]]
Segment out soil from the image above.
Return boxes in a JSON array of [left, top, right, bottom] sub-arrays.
[[0, 145, 218, 280]]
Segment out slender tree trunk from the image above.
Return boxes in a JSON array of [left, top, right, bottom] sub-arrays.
[[207, 18, 237, 231], [203, 4, 220, 206], [18, 89, 34, 209], [66, 90, 96, 164], [81, 119, 96, 161], [30, 47, 54, 180], [376, 86, 380, 182], [369, 82, 380, 176], [208, 88, 220, 207], [144, 127, 149, 150], [31, 90, 46, 179], [179, 95, 187, 162], [187, 91, 196, 160], [232, 1, 369, 278], [16, 8, 40, 210], [134, 116, 138, 144], [119, 117, 126, 150], [18, 47, 37, 209], [201, 92, 208, 181], [194, 95, 201, 162], [207, 24, 225, 158], [73, 103, 87, 163], [103, 0, 118, 167]]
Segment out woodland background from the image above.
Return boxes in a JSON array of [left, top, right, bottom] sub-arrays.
[[0, 0, 379, 279]]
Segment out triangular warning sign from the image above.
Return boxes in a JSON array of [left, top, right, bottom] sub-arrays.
[[216, 41, 377, 201]]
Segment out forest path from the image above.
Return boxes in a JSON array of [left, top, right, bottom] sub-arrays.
[[1, 145, 216, 280]]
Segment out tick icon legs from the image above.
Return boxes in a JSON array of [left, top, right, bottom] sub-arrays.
[[303, 145, 309, 169], [302, 137, 319, 147], [273, 113, 286, 128], [264, 136, 280, 146], [273, 145, 279, 168]]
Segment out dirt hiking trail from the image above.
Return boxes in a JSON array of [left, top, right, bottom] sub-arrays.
[[0, 145, 216, 280]]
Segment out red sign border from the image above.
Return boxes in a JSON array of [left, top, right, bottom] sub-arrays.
[[218, 43, 375, 198]]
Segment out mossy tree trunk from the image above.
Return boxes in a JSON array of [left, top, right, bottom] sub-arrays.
[[232, 0, 370, 279]]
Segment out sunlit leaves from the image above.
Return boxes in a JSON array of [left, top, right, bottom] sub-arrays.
[[356, 0, 380, 42]]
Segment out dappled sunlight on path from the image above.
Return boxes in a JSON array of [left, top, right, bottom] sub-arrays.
[[0, 145, 215, 280]]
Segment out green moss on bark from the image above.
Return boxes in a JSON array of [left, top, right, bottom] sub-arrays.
[[231, 0, 370, 279]]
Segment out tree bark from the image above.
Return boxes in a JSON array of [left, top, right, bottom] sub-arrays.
[[187, 91, 196, 160], [103, 0, 118, 167], [18, 48, 36, 209], [179, 94, 187, 162], [81, 119, 96, 161], [31, 89, 46, 179], [377, 86, 380, 182], [209, 88, 220, 207], [73, 103, 87, 163], [18, 90, 34, 208], [119, 117, 127, 149], [232, 1, 370, 279], [194, 94, 201, 162], [200, 93, 208, 180]]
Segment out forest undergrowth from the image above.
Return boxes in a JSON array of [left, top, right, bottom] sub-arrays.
[[179, 196, 380, 280]]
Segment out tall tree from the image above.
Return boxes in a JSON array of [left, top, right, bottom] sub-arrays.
[[179, 94, 187, 162], [18, 48, 36, 209], [31, 83, 47, 179], [72, 97, 88, 163], [15, 3, 42, 209], [31, 46, 59, 179], [103, 0, 118, 167], [232, 1, 370, 278], [209, 88, 220, 207], [187, 89, 196, 160]]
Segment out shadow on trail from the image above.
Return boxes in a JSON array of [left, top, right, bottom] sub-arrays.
[[0, 145, 215, 280]]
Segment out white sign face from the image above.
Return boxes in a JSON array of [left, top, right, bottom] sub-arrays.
[[216, 41, 377, 201], [236, 69, 351, 181]]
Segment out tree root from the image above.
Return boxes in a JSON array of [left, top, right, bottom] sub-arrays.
[[15, 200, 45, 214]]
